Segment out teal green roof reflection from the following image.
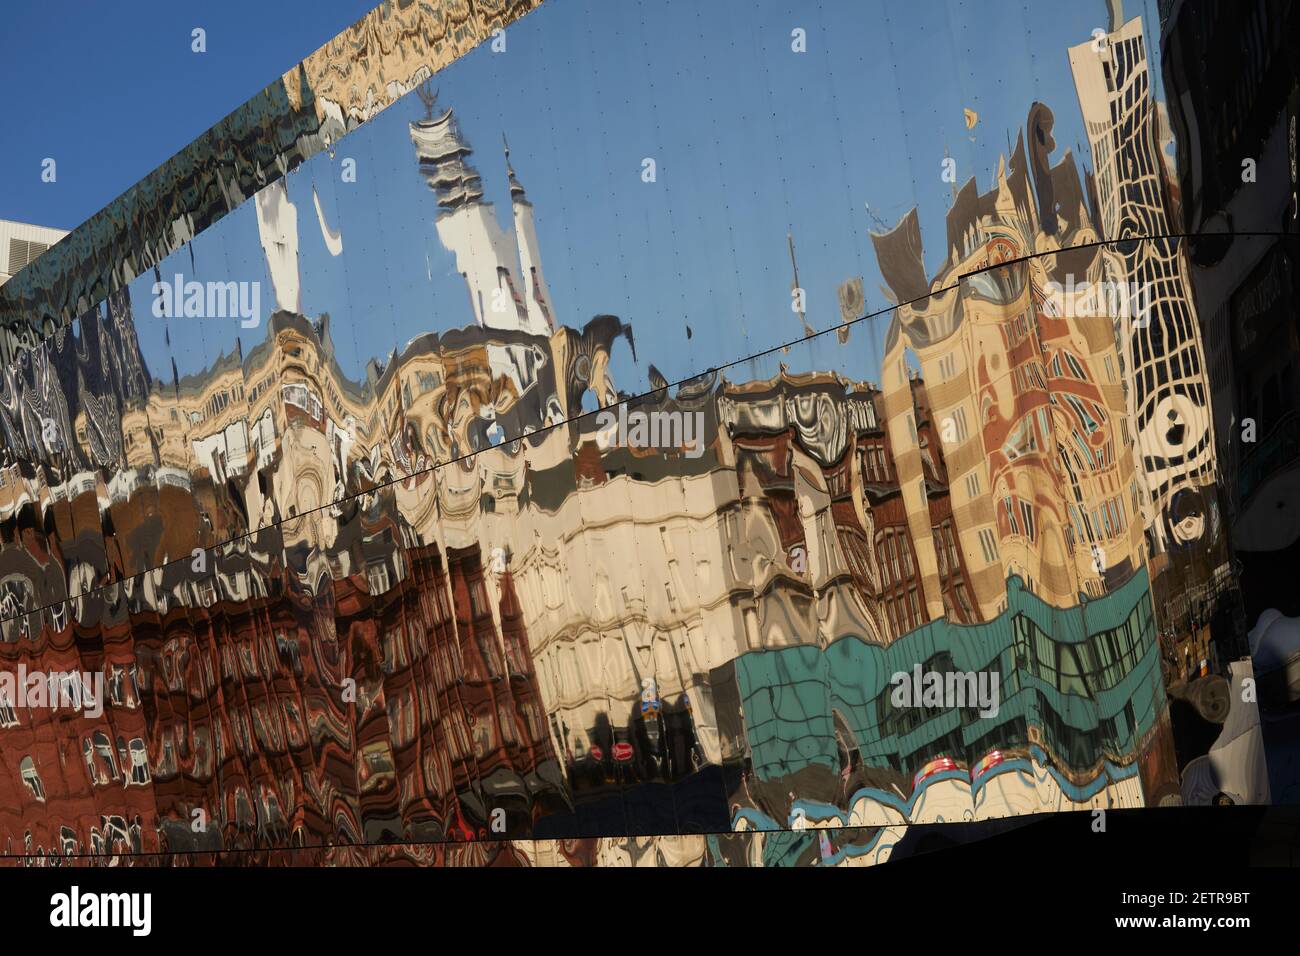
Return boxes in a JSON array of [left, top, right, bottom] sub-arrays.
[[734, 570, 1164, 783]]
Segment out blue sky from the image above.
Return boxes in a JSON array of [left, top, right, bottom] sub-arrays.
[[15, 0, 1172, 401], [0, 0, 377, 230]]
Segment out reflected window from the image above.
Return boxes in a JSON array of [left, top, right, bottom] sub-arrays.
[[19, 756, 44, 802], [0, 690, 17, 728]]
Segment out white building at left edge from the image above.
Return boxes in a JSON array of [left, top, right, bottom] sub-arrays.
[[0, 219, 67, 289]]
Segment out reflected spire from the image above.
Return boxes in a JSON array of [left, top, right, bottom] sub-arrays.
[[504, 133, 528, 204]]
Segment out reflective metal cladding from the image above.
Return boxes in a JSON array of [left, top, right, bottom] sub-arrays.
[[0, 0, 1298, 866]]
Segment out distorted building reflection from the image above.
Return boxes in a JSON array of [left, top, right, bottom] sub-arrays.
[[0, 3, 1292, 861]]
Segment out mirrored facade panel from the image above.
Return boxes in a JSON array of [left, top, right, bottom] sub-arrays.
[[5, 249, 1271, 856], [5, 0, 1196, 585], [2, 0, 1299, 865]]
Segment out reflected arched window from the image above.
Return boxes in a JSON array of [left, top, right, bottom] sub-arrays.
[[19, 756, 45, 802], [128, 738, 150, 785], [93, 731, 120, 782]]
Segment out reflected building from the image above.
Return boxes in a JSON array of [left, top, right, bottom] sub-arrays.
[[1068, 17, 1231, 632], [0, 88, 1221, 855], [1161, 0, 1300, 802], [0, 3, 1290, 862], [872, 124, 1146, 620]]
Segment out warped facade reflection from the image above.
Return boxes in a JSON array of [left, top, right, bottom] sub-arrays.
[[0, 0, 1295, 866]]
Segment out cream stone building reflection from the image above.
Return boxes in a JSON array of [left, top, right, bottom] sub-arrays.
[[874, 120, 1147, 619]]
